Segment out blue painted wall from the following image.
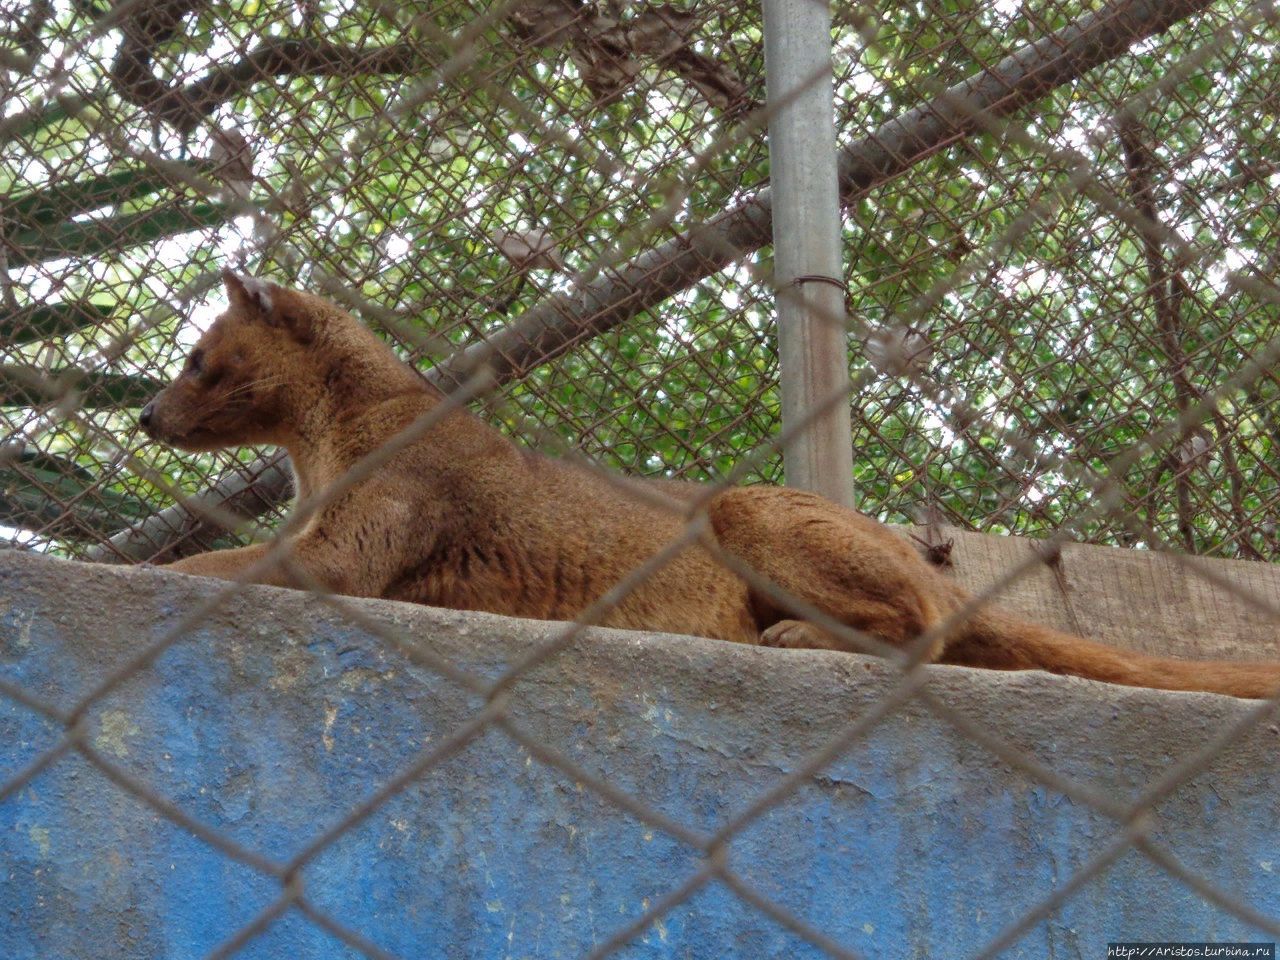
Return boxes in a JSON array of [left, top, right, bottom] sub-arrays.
[[2, 551, 1278, 958]]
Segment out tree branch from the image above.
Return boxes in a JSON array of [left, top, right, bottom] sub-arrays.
[[507, 0, 753, 111], [110, 0, 421, 131], [2, 0, 53, 59], [90, 0, 1220, 563], [1120, 117, 1201, 552]]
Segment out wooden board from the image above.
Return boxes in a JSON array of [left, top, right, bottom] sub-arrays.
[[904, 525, 1280, 662]]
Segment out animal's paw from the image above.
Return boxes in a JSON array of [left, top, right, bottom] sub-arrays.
[[760, 619, 837, 650]]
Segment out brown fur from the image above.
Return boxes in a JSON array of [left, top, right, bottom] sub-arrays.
[[139, 272, 1280, 699]]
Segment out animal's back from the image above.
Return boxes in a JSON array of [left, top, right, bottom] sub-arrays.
[[381, 422, 757, 642]]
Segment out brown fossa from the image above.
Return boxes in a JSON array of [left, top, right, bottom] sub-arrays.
[[136, 271, 1280, 699]]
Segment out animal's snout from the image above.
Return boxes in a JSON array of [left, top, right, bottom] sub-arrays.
[[139, 401, 155, 430]]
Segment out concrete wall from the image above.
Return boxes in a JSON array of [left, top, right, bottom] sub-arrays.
[[2, 548, 1279, 959]]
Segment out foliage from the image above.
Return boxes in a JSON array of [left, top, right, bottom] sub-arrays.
[[0, 0, 1276, 561]]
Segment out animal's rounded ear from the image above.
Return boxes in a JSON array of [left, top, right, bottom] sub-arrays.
[[221, 268, 313, 343], [221, 268, 275, 317], [278, 308, 315, 344]]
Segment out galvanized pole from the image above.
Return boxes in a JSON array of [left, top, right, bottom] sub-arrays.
[[763, 0, 856, 509]]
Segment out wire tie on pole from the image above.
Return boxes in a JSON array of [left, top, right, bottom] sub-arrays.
[[790, 273, 851, 313], [789, 273, 846, 292]]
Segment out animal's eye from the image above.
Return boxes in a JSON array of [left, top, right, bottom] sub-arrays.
[[186, 349, 205, 375]]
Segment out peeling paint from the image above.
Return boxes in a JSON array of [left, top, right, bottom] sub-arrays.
[[1, 605, 34, 654], [95, 710, 140, 758], [27, 825, 49, 858], [14, 608, 33, 649], [268, 652, 306, 692], [338, 666, 393, 690], [321, 702, 337, 752]]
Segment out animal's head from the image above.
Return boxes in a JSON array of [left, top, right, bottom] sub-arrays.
[[139, 270, 331, 451]]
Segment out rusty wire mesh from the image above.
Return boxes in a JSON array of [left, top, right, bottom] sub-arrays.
[[3, 0, 1280, 956]]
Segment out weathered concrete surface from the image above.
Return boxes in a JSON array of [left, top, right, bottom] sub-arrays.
[[2, 548, 1279, 959]]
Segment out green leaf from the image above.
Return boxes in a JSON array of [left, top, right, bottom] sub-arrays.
[[0, 301, 115, 346], [4, 160, 217, 230], [9, 203, 230, 265], [0, 92, 89, 142], [0, 366, 163, 408], [0, 448, 152, 538]]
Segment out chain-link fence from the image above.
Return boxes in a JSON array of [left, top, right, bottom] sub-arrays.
[[3, 0, 1280, 955]]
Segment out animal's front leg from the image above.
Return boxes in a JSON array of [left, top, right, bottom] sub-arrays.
[[161, 484, 433, 599], [275, 487, 437, 599], [163, 543, 284, 584], [164, 535, 377, 596]]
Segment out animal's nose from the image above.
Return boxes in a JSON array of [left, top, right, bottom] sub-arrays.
[[139, 401, 154, 430]]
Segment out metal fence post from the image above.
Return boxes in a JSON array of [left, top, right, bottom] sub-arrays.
[[763, 0, 856, 509]]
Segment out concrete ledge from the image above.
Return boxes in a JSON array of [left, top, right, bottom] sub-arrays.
[[2, 549, 1278, 959]]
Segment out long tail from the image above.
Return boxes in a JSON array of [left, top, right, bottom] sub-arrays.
[[941, 607, 1280, 699]]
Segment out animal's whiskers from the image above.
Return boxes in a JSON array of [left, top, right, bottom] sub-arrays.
[[219, 375, 286, 403]]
